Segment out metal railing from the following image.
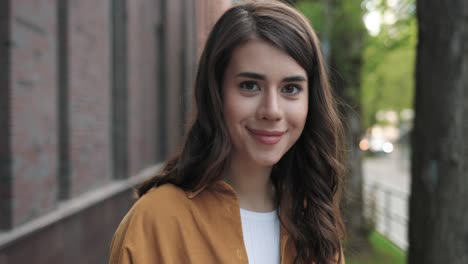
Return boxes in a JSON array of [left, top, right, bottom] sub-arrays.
[[363, 182, 409, 250]]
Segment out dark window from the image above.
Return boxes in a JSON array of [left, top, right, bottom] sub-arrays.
[[0, 0, 12, 230], [57, 0, 70, 199], [155, 0, 167, 161], [111, 0, 128, 179]]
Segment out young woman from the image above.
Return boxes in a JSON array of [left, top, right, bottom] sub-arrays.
[[109, 1, 346, 263]]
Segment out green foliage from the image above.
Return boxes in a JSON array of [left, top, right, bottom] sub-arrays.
[[296, 0, 365, 106], [295, 1, 325, 33], [296, 0, 416, 128], [346, 231, 407, 264], [329, 0, 366, 104], [361, 1, 416, 128]]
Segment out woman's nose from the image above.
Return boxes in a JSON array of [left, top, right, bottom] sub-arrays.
[[256, 90, 282, 121]]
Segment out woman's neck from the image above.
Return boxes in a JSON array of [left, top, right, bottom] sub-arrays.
[[224, 155, 276, 212]]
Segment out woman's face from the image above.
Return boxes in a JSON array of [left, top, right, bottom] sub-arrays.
[[222, 39, 309, 167]]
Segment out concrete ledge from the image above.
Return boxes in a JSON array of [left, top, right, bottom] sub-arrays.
[[0, 163, 162, 250]]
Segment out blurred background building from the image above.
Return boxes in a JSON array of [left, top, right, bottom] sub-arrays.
[[0, 0, 231, 263]]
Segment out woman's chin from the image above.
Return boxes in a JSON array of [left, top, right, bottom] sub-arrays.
[[251, 155, 281, 167]]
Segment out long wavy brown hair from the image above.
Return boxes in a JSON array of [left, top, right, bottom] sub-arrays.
[[137, 1, 346, 263]]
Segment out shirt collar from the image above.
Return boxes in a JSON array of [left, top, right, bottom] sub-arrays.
[[185, 179, 235, 199], [185, 186, 207, 198], [185, 180, 291, 242]]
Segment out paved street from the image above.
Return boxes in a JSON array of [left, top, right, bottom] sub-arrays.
[[363, 145, 411, 250]]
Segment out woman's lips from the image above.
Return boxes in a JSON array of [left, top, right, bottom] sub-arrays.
[[247, 128, 285, 145]]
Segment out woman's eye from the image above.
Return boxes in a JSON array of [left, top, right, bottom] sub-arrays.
[[239, 81, 260, 91], [282, 84, 301, 95]]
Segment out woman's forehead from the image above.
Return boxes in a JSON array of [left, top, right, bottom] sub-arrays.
[[226, 39, 307, 78]]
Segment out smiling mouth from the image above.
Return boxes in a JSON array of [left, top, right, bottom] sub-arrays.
[[247, 128, 285, 145]]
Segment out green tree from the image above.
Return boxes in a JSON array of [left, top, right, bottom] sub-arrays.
[[296, 0, 368, 251], [328, 0, 368, 251], [361, 0, 416, 128]]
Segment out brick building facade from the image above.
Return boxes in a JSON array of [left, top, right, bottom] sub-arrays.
[[0, 0, 232, 263]]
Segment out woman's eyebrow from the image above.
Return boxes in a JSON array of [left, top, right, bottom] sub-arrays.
[[282, 76, 307, 82], [236, 72, 266, 80], [236, 72, 307, 82]]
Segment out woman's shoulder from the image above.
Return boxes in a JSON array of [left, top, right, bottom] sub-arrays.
[[131, 183, 190, 217], [113, 184, 190, 239], [109, 184, 191, 263], [138, 183, 188, 203]]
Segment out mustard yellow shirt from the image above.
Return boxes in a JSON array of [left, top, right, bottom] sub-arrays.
[[109, 180, 297, 263]]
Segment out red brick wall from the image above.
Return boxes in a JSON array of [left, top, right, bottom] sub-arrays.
[[67, 0, 111, 197], [0, 189, 135, 264], [10, 0, 58, 227], [0, 0, 234, 262], [127, 0, 159, 176], [3, 0, 234, 230], [196, 0, 232, 58], [165, 0, 186, 155], [126, 0, 203, 172]]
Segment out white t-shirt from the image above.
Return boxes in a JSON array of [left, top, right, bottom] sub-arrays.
[[240, 208, 280, 264]]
